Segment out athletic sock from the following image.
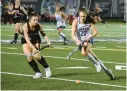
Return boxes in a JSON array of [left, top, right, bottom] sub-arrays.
[[38, 56, 49, 68], [14, 33, 18, 41], [28, 60, 41, 72], [87, 53, 98, 64], [91, 54, 108, 70], [78, 44, 82, 51], [59, 32, 67, 41]]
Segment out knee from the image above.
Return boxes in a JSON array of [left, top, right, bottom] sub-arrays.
[[88, 50, 91, 53], [58, 31, 61, 34], [81, 52, 88, 56], [26, 57, 33, 62], [15, 27, 19, 31], [33, 54, 41, 60]]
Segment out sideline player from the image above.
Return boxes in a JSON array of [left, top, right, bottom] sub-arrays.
[[54, 5, 68, 45], [21, 13, 52, 79], [8, 0, 27, 44]]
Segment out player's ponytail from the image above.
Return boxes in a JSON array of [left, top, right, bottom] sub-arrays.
[[28, 13, 38, 21], [88, 12, 96, 24]]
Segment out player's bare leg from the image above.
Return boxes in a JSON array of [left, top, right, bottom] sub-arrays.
[[80, 42, 101, 72], [58, 28, 67, 45], [10, 23, 22, 44]]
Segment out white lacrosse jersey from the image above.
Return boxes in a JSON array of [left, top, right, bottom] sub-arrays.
[[55, 13, 66, 28], [76, 17, 91, 42]]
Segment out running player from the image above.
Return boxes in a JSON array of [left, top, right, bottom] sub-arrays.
[[94, 3, 106, 24], [71, 8, 114, 79], [72, 8, 101, 72], [21, 13, 52, 79], [8, 0, 27, 44], [54, 5, 68, 45]]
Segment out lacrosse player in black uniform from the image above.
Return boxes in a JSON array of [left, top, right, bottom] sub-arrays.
[[8, 0, 27, 44], [21, 13, 52, 79], [94, 3, 107, 24]]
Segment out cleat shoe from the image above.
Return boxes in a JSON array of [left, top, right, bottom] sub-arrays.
[[10, 40, 17, 44], [45, 67, 51, 78], [94, 62, 102, 72], [33, 72, 42, 79], [64, 40, 68, 45]]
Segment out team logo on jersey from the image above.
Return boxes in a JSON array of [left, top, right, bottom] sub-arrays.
[[79, 25, 90, 31]]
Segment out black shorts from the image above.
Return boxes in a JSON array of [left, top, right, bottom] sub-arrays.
[[21, 35, 41, 45], [13, 17, 23, 24], [95, 12, 100, 17]]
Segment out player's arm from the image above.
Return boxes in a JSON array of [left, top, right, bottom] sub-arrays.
[[23, 24, 36, 50], [7, 4, 14, 15], [61, 12, 68, 20], [96, 7, 102, 12], [87, 23, 98, 41], [8, 10, 15, 15], [7, 5, 15, 15], [20, 6, 27, 15], [72, 18, 82, 45], [39, 24, 52, 46]]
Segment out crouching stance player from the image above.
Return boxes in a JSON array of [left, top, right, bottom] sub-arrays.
[[21, 13, 52, 79], [71, 8, 114, 79]]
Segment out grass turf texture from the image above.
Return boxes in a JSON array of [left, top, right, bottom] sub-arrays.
[[1, 22, 126, 90]]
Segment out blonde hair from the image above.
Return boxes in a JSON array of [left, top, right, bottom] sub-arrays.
[[79, 8, 88, 15]]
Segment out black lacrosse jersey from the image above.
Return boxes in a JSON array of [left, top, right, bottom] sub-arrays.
[[21, 22, 41, 44]]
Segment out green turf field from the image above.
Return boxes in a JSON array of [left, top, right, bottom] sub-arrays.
[[1, 22, 126, 90]]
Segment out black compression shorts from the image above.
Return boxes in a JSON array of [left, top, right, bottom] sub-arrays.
[[13, 17, 23, 24]]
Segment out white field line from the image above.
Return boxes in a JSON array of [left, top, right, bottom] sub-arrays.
[[0, 46, 125, 52], [2, 35, 13, 37], [95, 46, 107, 48], [115, 65, 127, 70], [45, 47, 126, 52], [1, 28, 126, 31], [1, 47, 18, 50], [56, 66, 90, 69], [116, 46, 126, 49], [1, 33, 126, 38], [1, 39, 126, 43], [1, 31, 126, 34], [1, 52, 126, 65], [92, 48, 125, 52], [1, 72, 126, 89]]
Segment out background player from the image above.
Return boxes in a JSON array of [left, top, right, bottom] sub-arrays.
[[8, 0, 27, 44], [54, 5, 68, 45], [21, 13, 52, 79], [94, 3, 107, 24]]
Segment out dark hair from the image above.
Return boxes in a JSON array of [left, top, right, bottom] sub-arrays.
[[86, 15, 96, 24], [28, 13, 38, 20], [60, 6, 65, 11]]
